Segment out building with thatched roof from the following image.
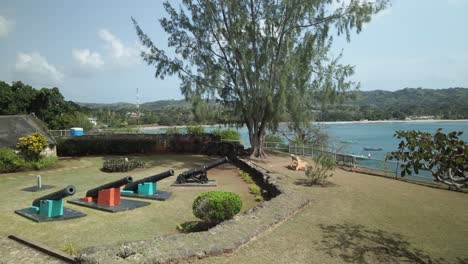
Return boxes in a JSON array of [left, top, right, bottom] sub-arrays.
[[0, 114, 57, 156]]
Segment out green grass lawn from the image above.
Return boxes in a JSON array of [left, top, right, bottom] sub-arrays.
[[196, 153, 468, 264], [0, 154, 258, 252]]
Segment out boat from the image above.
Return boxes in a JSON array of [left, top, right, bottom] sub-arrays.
[[340, 140, 353, 144], [363, 147, 382, 151], [350, 154, 368, 160]]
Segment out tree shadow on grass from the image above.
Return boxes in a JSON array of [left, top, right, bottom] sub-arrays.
[[319, 223, 444, 264], [294, 179, 337, 187]]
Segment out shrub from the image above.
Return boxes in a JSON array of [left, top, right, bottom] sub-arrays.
[[16, 132, 48, 160], [0, 148, 25, 173], [165, 127, 180, 134], [249, 184, 261, 195], [0, 148, 57, 173], [212, 128, 240, 141], [265, 134, 284, 143], [239, 170, 254, 183], [305, 154, 335, 186], [30, 156, 58, 170], [102, 157, 144, 172], [62, 241, 77, 256], [186, 125, 204, 134], [192, 191, 242, 224]]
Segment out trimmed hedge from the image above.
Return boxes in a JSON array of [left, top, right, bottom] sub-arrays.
[[102, 158, 144, 172], [192, 191, 242, 224], [57, 134, 245, 158]]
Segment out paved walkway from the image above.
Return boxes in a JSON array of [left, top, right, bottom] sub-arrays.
[[0, 237, 66, 264]]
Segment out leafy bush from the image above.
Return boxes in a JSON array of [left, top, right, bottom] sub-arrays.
[[212, 128, 241, 141], [387, 129, 468, 189], [265, 134, 284, 143], [305, 154, 335, 186], [239, 170, 254, 184], [0, 148, 57, 173], [249, 184, 261, 195], [16, 132, 48, 160], [62, 241, 77, 256], [186, 125, 204, 134], [102, 157, 144, 172], [30, 156, 58, 170], [192, 191, 242, 224], [165, 127, 180, 134], [0, 148, 25, 173]]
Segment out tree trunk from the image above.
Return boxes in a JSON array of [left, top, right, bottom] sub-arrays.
[[249, 128, 267, 159]]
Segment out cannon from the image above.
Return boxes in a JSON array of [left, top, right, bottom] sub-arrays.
[[68, 176, 150, 213], [15, 185, 86, 222], [121, 170, 175, 201], [85, 176, 133, 199], [32, 185, 76, 207], [176, 157, 228, 184], [123, 170, 174, 192]]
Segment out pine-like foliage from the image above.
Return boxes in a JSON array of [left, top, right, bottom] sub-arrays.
[[133, 0, 388, 157]]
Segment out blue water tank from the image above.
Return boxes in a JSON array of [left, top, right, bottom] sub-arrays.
[[70, 127, 84, 136]]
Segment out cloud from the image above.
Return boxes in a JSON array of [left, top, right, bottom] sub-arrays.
[[98, 29, 140, 66], [72, 49, 104, 69], [14, 52, 64, 87], [0, 15, 14, 38], [71, 29, 141, 77]]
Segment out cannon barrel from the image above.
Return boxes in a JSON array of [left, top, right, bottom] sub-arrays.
[[85, 176, 133, 198], [178, 157, 229, 179], [32, 185, 76, 206], [123, 170, 174, 192], [204, 157, 229, 170]]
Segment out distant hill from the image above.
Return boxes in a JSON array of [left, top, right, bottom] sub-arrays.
[[77, 99, 188, 111], [78, 87, 468, 121], [321, 87, 468, 121]]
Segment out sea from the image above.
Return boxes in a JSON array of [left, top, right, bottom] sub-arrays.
[[142, 121, 468, 182], [143, 121, 468, 160]]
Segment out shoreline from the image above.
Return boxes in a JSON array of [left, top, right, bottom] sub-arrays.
[[315, 119, 468, 125], [138, 119, 468, 130]]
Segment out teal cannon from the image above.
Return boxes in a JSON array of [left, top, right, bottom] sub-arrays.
[[30, 185, 76, 218]]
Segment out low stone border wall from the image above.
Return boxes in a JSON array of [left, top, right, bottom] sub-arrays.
[[78, 158, 311, 263]]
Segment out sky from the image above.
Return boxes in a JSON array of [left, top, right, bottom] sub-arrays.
[[0, 0, 467, 103]]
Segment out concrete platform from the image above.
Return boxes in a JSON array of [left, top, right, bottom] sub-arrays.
[[121, 190, 172, 201], [68, 199, 150, 213], [15, 207, 86, 222], [171, 180, 217, 187]]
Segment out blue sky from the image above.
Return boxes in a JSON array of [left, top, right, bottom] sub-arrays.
[[0, 0, 467, 103]]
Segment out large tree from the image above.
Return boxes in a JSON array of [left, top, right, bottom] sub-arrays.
[[133, 0, 388, 157]]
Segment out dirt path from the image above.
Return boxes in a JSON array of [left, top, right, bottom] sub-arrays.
[[195, 154, 468, 264]]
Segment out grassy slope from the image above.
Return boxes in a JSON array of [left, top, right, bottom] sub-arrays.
[[0, 155, 258, 251], [197, 153, 468, 264]]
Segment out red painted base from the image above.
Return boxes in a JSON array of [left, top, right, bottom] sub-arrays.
[[97, 188, 121, 206]]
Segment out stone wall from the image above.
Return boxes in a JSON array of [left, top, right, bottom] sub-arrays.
[[77, 158, 310, 263]]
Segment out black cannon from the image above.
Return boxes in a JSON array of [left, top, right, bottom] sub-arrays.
[[123, 170, 174, 192], [32, 185, 76, 207], [85, 176, 133, 198], [69, 176, 150, 212], [176, 157, 229, 184], [15, 185, 86, 222]]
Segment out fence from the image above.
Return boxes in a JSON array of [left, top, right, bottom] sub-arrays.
[[263, 141, 435, 183]]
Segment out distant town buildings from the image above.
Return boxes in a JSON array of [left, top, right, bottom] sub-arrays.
[[405, 115, 435, 121], [88, 117, 98, 126]]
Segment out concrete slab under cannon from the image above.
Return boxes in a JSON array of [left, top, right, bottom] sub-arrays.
[[121, 190, 172, 201], [67, 199, 150, 213], [15, 207, 86, 222], [171, 180, 217, 187]]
